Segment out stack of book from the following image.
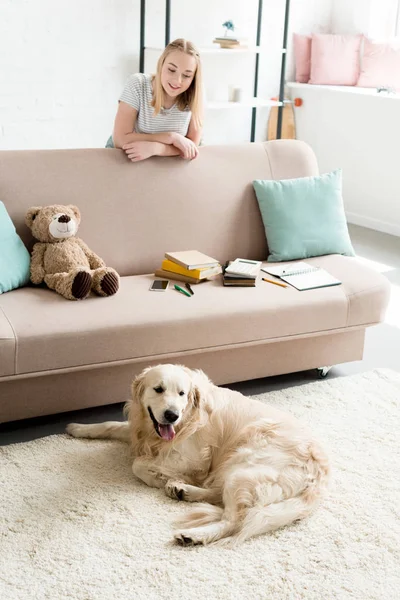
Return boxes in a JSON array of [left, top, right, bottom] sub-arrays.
[[212, 36, 248, 49], [223, 259, 262, 287], [155, 250, 222, 284]]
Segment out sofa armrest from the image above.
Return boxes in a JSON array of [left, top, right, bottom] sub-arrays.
[[0, 306, 16, 377]]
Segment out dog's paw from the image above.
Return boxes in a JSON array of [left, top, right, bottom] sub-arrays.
[[165, 480, 187, 501], [174, 530, 204, 546], [66, 423, 87, 438]]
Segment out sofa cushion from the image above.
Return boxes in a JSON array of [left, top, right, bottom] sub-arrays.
[[0, 201, 30, 294], [0, 255, 389, 377], [253, 169, 355, 262], [0, 142, 320, 278]]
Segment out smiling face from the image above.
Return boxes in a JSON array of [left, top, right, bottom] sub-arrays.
[[160, 50, 196, 101], [136, 365, 194, 442]]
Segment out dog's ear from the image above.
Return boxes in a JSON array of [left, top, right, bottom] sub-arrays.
[[131, 370, 148, 403], [189, 385, 202, 409]]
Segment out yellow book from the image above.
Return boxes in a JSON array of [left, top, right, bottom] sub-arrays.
[[154, 269, 204, 285], [162, 259, 222, 279]]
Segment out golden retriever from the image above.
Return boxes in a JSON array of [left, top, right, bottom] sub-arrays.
[[66, 364, 330, 546]]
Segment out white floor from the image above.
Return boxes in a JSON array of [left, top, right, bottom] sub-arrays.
[[1, 223, 399, 445]]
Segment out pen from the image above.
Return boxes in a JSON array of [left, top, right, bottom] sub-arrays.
[[262, 277, 287, 288], [174, 284, 192, 297], [185, 283, 194, 295]]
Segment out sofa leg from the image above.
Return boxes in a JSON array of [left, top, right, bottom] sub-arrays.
[[316, 366, 332, 379]]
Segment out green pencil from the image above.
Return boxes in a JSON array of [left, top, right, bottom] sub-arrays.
[[174, 284, 192, 297]]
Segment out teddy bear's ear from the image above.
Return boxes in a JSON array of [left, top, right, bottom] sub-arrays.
[[25, 207, 42, 229], [68, 205, 81, 222]]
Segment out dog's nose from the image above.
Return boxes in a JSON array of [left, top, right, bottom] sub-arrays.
[[58, 214, 71, 223], [164, 410, 179, 423]]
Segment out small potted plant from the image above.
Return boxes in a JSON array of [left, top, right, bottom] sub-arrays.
[[222, 20, 235, 38], [213, 20, 241, 48]]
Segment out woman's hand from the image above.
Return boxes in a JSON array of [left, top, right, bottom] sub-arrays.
[[170, 134, 199, 160], [122, 141, 159, 162]]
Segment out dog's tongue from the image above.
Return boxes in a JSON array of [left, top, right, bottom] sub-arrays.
[[159, 424, 175, 441]]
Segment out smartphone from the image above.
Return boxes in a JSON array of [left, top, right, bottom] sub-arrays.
[[149, 279, 169, 292]]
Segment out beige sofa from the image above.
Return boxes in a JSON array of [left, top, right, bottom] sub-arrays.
[[0, 141, 390, 423]]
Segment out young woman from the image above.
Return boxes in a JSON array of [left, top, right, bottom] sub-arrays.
[[106, 39, 203, 161]]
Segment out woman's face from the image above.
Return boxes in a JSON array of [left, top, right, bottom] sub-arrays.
[[161, 50, 197, 98]]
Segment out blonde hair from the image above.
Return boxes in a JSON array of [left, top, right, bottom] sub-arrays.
[[151, 38, 203, 128]]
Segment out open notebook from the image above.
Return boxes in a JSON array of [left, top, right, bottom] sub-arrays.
[[262, 261, 342, 291]]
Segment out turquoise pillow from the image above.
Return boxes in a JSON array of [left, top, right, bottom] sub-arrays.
[[253, 169, 355, 262], [0, 201, 31, 293]]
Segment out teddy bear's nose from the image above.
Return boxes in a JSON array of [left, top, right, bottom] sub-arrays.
[[58, 214, 71, 223]]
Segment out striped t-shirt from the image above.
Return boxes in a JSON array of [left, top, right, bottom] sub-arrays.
[[106, 73, 192, 148]]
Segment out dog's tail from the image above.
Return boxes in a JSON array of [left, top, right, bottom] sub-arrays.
[[66, 421, 131, 443], [175, 496, 318, 547], [229, 496, 313, 546], [174, 503, 224, 529]]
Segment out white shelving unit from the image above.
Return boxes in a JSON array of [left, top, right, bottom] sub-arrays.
[[139, 0, 291, 141], [146, 45, 264, 55], [207, 98, 282, 110]]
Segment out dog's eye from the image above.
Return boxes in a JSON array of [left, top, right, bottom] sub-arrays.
[[154, 386, 164, 394], [179, 391, 185, 396]]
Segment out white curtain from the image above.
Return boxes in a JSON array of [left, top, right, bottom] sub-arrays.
[[331, 0, 399, 37], [367, 0, 399, 38]]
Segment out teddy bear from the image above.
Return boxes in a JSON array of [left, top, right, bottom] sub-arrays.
[[25, 204, 120, 300]]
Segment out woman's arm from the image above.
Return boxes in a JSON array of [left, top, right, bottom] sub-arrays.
[[164, 116, 202, 159], [112, 102, 176, 148], [124, 141, 181, 162], [186, 116, 203, 146], [114, 102, 200, 160]]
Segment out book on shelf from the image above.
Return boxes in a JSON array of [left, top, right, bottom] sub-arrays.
[[164, 250, 220, 271], [223, 261, 257, 287], [214, 36, 240, 42], [213, 37, 248, 49], [261, 261, 342, 291], [154, 269, 216, 285], [161, 259, 222, 280]]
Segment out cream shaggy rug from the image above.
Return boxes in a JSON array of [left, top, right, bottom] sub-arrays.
[[1, 369, 400, 600]]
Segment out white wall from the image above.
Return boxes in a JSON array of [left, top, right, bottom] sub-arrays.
[[288, 83, 400, 237], [0, 0, 139, 150], [0, 0, 333, 150]]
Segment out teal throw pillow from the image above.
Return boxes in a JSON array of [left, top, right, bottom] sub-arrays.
[[253, 169, 355, 262], [0, 201, 31, 293]]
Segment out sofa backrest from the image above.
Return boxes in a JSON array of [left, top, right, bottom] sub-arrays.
[[0, 141, 318, 276]]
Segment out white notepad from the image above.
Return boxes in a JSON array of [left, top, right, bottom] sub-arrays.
[[262, 262, 342, 291]]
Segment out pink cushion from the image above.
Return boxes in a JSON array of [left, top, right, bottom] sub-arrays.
[[357, 38, 400, 91], [293, 34, 311, 83], [309, 34, 362, 86]]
